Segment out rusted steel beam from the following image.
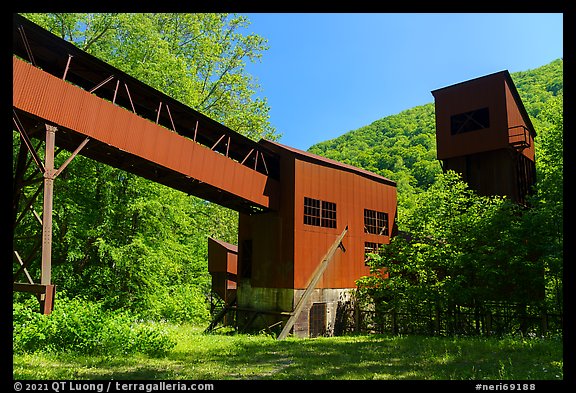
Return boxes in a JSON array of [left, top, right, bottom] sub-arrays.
[[14, 251, 34, 285], [156, 101, 163, 123], [13, 112, 45, 174], [14, 185, 43, 229], [40, 284, 55, 315], [124, 82, 136, 114], [113, 79, 120, 104], [241, 149, 254, 165], [260, 152, 269, 175], [13, 133, 34, 227], [13, 283, 56, 315], [13, 283, 48, 294], [32, 210, 43, 226], [40, 124, 56, 286], [13, 239, 42, 283], [211, 134, 226, 151], [62, 54, 73, 80], [17, 25, 36, 66], [193, 120, 199, 141], [166, 104, 176, 132], [53, 137, 90, 178], [22, 172, 44, 188], [89, 74, 115, 93]]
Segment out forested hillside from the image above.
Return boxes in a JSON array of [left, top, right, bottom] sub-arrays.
[[309, 59, 563, 210], [13, 12, 562, 330]]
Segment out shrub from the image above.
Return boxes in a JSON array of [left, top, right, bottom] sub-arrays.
[[144, 284, 211, 324], [13, 294, 175, 356]]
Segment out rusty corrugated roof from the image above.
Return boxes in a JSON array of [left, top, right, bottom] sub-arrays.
[[258, 139, 397, 186]]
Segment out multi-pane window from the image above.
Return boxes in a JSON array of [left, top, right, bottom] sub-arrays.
[[304, 197, 337, 228], [364, 242, 383, 265], [364, 209, 389, 236], [364, 242, 382, 254], [321, 201, 337, 228], [304, 197, 321, 226]]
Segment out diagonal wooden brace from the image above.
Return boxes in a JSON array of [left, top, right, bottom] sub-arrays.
[[278, 226, 348, 340]]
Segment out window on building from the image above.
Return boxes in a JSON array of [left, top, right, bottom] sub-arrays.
[[321, 201, 337, 228], [364, 209, 389, 236], [450, 107, 490, 135], [304, 197, 337, 228], [304, 197, 321, 226], [364, 242, 383, 265]]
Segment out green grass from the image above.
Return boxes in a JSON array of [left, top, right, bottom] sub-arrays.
[[13, 324, 563, 380]]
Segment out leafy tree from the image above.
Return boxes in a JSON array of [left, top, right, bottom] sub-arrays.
[[523, 93, 563, 313], [14, 13, 276, 321], [357, 171, 547, 335], [356, 87, 563, 334]]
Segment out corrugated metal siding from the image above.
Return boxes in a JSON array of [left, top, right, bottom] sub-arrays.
[[504, 79, 536, 161], [433, 74, 509, 160], [293, 159, 397, 289], [434, 71, 537, 204], [13, 56, 279, 211]]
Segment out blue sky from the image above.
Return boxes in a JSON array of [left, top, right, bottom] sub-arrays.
[[240, 13, 563, 151]]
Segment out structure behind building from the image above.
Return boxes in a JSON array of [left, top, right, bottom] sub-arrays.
[[432, 71, 543, 303], [432, 71, 537, 205]]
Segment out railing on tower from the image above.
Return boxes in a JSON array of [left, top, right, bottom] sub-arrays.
[[508, 125, 530, 151]]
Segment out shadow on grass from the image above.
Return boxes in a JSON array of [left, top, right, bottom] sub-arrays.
[[13, 332, 563, 380], [166, 333, 563, 380]]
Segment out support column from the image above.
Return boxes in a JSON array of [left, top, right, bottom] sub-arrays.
[[40, 124, 56, 313]]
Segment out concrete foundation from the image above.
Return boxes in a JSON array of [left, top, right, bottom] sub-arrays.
[[235, 282, 355, 338], [293, 288, 354, 338], [236, 280, 293, 333]]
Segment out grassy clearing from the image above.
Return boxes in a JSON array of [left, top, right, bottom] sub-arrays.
[[13, 324, 563, 380]]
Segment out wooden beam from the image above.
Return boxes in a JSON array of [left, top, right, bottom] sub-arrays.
[[277, 226, 348, 340]]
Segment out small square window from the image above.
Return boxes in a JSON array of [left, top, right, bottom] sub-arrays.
[[321, 201, 337, 228]]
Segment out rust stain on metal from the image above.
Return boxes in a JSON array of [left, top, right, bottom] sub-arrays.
[[432, 70, 537, 204], [13, 56, 279, 212], [237, 140, 397, 290]]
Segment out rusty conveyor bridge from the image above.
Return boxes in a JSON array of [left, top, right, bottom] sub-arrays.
[[12, 14, 281, 313]]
